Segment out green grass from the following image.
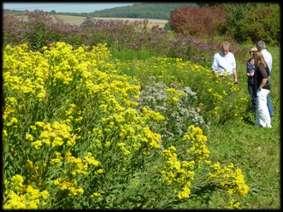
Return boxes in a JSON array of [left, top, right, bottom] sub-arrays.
[[110, 47, 158, 61], [207, 46, 280, 208]]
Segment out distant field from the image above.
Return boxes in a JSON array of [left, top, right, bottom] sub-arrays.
[[54, 14, 85, 25], [54, 14, 168, 28]]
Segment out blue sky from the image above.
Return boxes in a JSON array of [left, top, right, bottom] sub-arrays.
[[3, 3, 134, 13]]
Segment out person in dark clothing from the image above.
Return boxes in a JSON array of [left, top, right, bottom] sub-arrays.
[[246, 47, 258, 112], [254, 51, 271, 128]]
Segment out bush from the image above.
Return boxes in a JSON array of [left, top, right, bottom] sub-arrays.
[[223, 3, 280, 44], [169, 5, 226, 38]]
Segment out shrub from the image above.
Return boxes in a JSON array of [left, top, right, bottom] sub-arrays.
[[222, 3, 280, 44], [3, 14, 26, 44], [138, 77, 207, 140], [169, 5, 226, 38]]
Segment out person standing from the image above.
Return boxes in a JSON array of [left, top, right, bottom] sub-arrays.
[[256, 40, 273, 117], [254, 51, 271, 128], [246, 47, 258, 112], [212, 41, 238, 83]]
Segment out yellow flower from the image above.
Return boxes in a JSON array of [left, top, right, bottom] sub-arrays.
[[84, 153, 101, 166], [35, 122, 45, 128], [91, 192, 101, 199], [177, 184, 191, 200], [26, 185, 41, 199], [6, 117, 18, 126], [41, 190, 49, 200], [52, 137, 64, 147], [31, 140, 43, 150], [11, 175, 24, 188], [143, 127, 161, 149], [96, 169, 104, 174], [25, 133, 34, 141]]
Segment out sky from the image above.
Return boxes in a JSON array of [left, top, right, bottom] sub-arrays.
[[3, 3, 134, 13]]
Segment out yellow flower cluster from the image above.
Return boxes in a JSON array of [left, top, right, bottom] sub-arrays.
[[4, 175, 49, 209], [90, 192, 102, 200], [3, 97, 18, 127], [4, 44, 48, 100], [183, 125, 210, 162], [143, 127, 162, 149], [53, 178, 84, 197], [65, 151, 103, 176], [160, 124, 249, 206], [209, 162, 250, 197], [141, 106, 165, 122], [161, 146, 195, 200], [27, 120, 77, 149], [101, 107, 163, 157]]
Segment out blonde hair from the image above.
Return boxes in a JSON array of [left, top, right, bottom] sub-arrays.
[[254, 51, 267, 67], [249, 47, 258, 53], [220, 41, 231, 50]]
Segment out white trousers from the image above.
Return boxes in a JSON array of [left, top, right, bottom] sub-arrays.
[[256, 88, 271, 128]]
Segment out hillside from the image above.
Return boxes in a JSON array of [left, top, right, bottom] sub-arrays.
[[88, 3, 198, 19]]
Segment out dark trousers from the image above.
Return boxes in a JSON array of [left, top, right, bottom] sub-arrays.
[[248, 79, 257, 112], [267, 93, 273, 117]]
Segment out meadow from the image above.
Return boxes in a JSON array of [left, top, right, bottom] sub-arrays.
[[3, 7, 280, 209]]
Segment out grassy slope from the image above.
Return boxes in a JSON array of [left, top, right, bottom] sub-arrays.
[[207, 46, 280, 208]]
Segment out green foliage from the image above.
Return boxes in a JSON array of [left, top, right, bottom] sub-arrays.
[[223, 3, 280, 44], [110, 47, 157, 61], [90, 3, 198, 19]]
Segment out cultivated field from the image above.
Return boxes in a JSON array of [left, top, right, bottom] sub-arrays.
[[54, 14, 168, 28]]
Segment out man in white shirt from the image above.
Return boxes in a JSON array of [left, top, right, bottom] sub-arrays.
[[212, 41, 238, 83], [257, 40, 272, 72], [256, 40, 273, 117]]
